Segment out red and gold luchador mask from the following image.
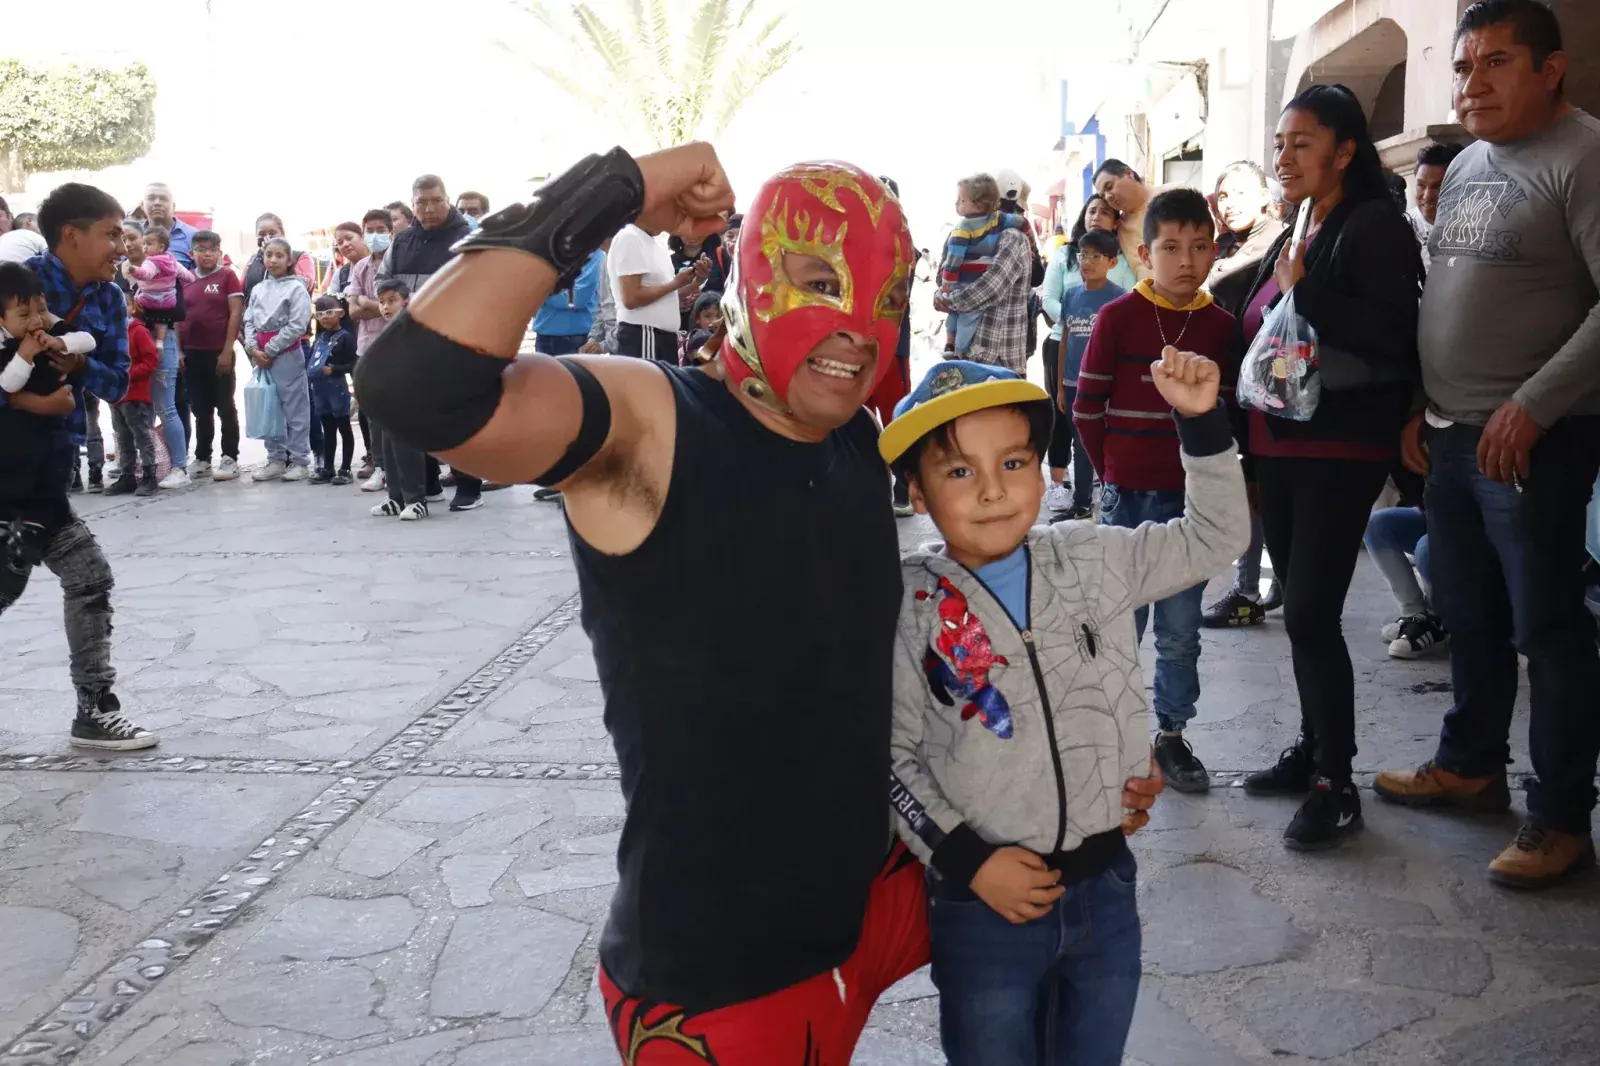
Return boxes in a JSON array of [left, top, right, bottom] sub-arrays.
[[720, 162, 912, 413]]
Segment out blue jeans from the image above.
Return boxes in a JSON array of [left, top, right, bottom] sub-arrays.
[[263, 345, 312, 467], [151, 330, 187, 470], [1235, 510, 1265, 595], [1056, 386, 1095, 511], [1100, 484, 1204, 731], [1364, 506, 1430, 617], [929, 853, 1141, 1066], [535, 332, 587, 356], [1427, 418, 1600, 833]]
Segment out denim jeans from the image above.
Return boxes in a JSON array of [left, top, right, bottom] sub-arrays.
[[110, 401, 157, 477], [263, 344, 312, 467], [1056, 385, 1095, 511], [535, 332, 587, 356], [1427, 418, 1600, 833], [1100, 484, 1205, 731], [928, 852, 1141, 1066], [1364, 506, 1430, 617], [0, 516, 117, 700], [1235, 510, 1265, 596], [151, 329, 187, 471]]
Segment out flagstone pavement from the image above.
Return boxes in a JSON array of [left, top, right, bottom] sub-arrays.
[[1, 467, 1596, 1065]]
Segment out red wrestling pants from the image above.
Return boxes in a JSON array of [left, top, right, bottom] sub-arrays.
[[600, 846, 930, 1065]]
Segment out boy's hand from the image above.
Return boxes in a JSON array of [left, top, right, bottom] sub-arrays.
[[16, 332, 44, 363], [970, 846, 1064, 924], [1120, 754, 1165, 835], [35, 331, 68, 354], [1150, 345, 1220, 418], [1057, 383, 1069, 414]]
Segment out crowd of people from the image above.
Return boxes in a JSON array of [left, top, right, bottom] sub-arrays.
[[1, 1, 1596, 1064]]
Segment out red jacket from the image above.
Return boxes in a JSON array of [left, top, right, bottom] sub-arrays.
[[1073, 282, 1239, 491], [122, 320, 158, 405]]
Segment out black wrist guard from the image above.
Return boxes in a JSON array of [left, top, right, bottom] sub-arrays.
[[451, 147, 646, 285]]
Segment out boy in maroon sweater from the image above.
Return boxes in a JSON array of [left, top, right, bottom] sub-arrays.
[[1074, 188, 1238, 793]]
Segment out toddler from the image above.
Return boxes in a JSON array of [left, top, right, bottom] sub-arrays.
[[308, 295, 357, 484], [105, 307, 161, 497], [129, 226, 194, 350]]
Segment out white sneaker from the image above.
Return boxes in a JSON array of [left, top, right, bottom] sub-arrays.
[[400, 501, 429, 522], [371, 499, 403, 517], [158, 469, 190, 490], [213, 457, 239, 481], [190, 460, 213, 479], [1044, 481, 1071, 513], [253, 460, 287, 482], [281, 464, 310, 483], [104, 463, 121, 480], [361, 470, 387, 492]]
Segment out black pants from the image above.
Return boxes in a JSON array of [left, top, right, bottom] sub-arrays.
[[616, 322, 678, 361], [358, 410, 374, 462], [183, 349, 239, 462], [320, 415, 355, 474], [1256, 455, 1390, 780], [175, 361, 192, 458], [1428, 418, 1600, 833], [1041, 337, 1073, 470]]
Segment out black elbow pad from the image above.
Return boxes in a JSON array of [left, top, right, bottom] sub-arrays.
[[353, 310, 507, 453]]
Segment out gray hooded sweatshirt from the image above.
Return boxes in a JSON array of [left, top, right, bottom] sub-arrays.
[[243, 274, 312, 359], [889, 408, 1250, 889]]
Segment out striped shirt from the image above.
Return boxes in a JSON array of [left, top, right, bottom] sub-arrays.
[[1073, 281, 1238, 490]]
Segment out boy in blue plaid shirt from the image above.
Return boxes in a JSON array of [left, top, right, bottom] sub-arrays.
[[0, 183, 157, 751]]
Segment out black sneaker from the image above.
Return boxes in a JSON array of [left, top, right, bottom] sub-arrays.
[[310, 468, 334, 485], [332, 471, 352, 486], [70, 467, 85, 493], [1050, 504, 1094, 524], [449, 490, 483, 512], [1153, 732, 1210, 792], [135, 473, 159, 497], [1388, 613, 1448, 660], [1260, 579, 1283, 613], [70, 692, 158, 751], [1284, 776, 1362, 851], [1202, 587, 1265, 628], [103, 474, 137, 497], [1243, 741, 1316, 796]]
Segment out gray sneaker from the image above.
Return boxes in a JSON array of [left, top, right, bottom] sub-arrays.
[[253, 460, 288, 482]]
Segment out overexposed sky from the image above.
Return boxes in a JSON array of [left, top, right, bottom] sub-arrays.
[[8, 0, 1081, 253]]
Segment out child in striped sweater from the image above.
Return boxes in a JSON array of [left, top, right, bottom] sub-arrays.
[[940, 174, 1029, 356], [1073, 188, 1239, 795]]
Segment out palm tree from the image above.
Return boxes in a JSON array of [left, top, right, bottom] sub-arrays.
[[513, 0, 801, 150]]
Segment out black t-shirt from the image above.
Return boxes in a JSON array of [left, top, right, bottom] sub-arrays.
[[573, 365, 901, 1012]]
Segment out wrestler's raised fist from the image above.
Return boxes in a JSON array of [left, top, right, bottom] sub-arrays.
[[635, 143, 737, 241]]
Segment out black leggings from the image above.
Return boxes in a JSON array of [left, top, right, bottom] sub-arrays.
[[1255, 456, 1390, 780], [1040, 337, 1073, 470], [358, 410, 374, 461], [319, 415, 355, 474]]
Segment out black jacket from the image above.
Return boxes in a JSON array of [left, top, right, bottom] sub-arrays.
[[1228, 198, 1421, 446], [380, 209, 473, 293]]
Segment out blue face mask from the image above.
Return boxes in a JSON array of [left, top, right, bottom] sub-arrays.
[[365, 232, 392, 254]]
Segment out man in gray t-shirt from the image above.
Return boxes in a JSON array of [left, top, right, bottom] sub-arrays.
[[1377, 0, 1600, 890]]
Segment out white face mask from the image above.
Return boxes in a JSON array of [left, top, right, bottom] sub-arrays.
[[365, 232, 392, 254]]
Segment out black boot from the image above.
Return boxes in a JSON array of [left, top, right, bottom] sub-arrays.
[[1243, 738, 1316, 796], [104, 473, 138, 496], [135, 468, 159, 497], [88, 464, 104, 493]]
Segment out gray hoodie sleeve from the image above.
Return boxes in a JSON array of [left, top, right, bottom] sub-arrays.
[[889, 611, 1000, 887], [265, 284, 312, 358], [1081, 406, 1252, 613]]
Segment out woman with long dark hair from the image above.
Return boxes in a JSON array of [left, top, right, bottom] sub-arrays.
[[1230, 84, 1423, 850], [1040, 194, 1137, 516]]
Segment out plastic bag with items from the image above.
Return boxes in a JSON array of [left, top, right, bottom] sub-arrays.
[[243, 366, 285, 440], [1236, 290, 1321, 422]]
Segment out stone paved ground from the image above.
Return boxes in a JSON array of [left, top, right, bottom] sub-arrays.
[[2, 453, 1597, 1066]]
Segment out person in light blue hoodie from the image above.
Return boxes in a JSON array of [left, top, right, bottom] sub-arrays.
[[243, 237, 313, 481], [532, 249, 604, 356]]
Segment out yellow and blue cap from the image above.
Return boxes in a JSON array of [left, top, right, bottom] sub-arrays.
[[879, 360, 1052, 465]]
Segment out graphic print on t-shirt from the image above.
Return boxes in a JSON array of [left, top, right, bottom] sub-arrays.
[[1434, 171, 1529, 261]]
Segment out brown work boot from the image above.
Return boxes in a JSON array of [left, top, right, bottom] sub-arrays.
[[1372, 760, 1511, 812], [1488, 824, 1597, 889]]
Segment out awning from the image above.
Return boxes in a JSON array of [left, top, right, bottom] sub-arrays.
[[1271, 0, 1346, 40]]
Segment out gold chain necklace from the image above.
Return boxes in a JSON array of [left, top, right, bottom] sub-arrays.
[[1154, 301, 1194, 349]]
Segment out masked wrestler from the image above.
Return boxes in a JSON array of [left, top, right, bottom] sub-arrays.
[[355, 143, 1161, 1064]]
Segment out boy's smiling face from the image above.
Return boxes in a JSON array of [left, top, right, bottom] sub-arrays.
[[910, 405, 1045, 571]]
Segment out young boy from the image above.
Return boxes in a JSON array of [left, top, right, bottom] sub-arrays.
[[179, 230, 244, 481], [1072, 187, 1238, 793], [680, 289, 723, 365], [308, 295, 357, 484], [883, 355, 1248, 1065], [1054, 228, 1126, 521], [369, 279, 428, 520], [106, 307, 160, 497], [940, 173, 1028, 355]]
